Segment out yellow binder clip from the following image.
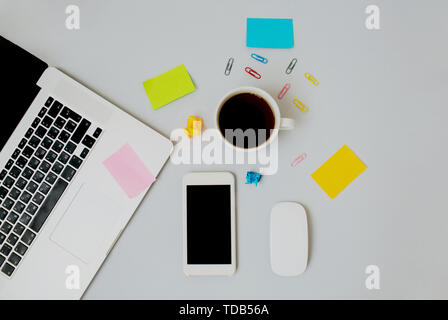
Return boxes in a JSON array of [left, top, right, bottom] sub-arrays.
[[304, 73, 319, 86], [293, 98, 308, 113], [184, 116, 203, 138]]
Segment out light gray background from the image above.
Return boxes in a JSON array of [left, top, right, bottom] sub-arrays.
[[1, 0, 447, 299]]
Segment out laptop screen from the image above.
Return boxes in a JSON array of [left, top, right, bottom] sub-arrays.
[[0, 36, 47, 152]]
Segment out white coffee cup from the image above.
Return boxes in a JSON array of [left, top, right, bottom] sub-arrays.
[[216, 87, 295, 152]]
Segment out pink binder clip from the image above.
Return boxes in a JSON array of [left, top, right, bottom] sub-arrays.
[[278, 83, 291, 100], [291, 153, 307, 167], [245, 67, 261, 79]]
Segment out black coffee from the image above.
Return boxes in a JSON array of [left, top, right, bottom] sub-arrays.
[[218, 93, 275, 149]]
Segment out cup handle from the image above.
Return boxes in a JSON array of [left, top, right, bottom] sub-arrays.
[[280, 118, 295, 130]]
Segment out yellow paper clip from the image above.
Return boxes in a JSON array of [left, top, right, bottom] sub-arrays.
[[304, 73, 319, 86], [184, 116, 203, 138], [293, 98, 308, 113]]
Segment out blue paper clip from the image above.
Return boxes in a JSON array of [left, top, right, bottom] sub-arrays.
[[251, 53, 268, 64]]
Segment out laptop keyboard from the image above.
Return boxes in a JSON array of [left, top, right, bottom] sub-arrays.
[[0, 96, 102, 277]]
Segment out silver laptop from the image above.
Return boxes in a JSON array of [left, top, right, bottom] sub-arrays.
[[0, 36, 173, 299]]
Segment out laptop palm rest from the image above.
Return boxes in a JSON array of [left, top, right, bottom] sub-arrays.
[[50, 184, 124, 264]]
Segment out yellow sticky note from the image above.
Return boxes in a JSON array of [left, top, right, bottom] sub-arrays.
[[311, 145, 367, 199], [143, 64, 196, 110]]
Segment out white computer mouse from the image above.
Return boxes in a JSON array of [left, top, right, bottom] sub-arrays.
[[270, 202, 308, 276]]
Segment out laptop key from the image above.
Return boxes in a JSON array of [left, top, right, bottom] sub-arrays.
[[45, 172, 58, 185], [45, 151, 58, 163], [15, 178, 27, 190], [21, 167, 34, 179], [19, 213, 31, 226], [13, 224, 25, 236], [48, 100, 63, 118], [44, 97, 54, 107], [48, 127, 60, 139], [58, 152, 70, 164], [0, 187, 7, 199], [69, 156, 82, 169], [29, 135, 42, 147], [3, 198, 14, 210], [26, 203, 38, 216], [28, 157, 40, 169], [61, 167, 76, 182], [19, 192, 32, 204], [0, 170, 7, 181], [13, 202, 25, 214], [0, 208, 7, 220], [41, 137, 53, 149], [58, 130, 70, 143], [16, 156, 28, 168], [61, 107, 81, 122], [41, 116, 53, 128], [18, 138, 27, 149], [10, 166, 21, 179], [1, 263, 14, 276], [71, 119, 91, 144], [31, 117, 40, 128], [30, 179, 68, 233], [26, 181, 38, 194], [9, 188, 20, 200], [0, 233, 5, 245], [64, 141, 77, 154], [32, 193, 44, 205], [6, 234, 18, 247], [25, 128, 34, 138], [12, 149, 20, 159], [39, 183, 51, 195], [0, 222, 12, 235], [32, 171, 45, 184], [38, 107, 47, 118], [54, 117, 66, 129], [35, 147, 46, 160], [0, 243, 12, 255], [35, 126, 47, 138], [22, 146, 34, 158], [8, 252, 21, 266], [5, 160, 13, 170], [51, 162, 64, 174], [93, 127, 102, 138], [3, 177, 15, 189], [6, 212, 18, 224], [39, 161, 51, 173], [52, 140, 64, 153], [82, 135, 95, 148], [65, 120, 77, 132], [15, 242, 27, 255], [21, 229, 36, 245]]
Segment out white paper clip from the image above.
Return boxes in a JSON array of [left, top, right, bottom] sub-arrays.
[[224, 57, 234, 76], [285, 58, 298, 74]]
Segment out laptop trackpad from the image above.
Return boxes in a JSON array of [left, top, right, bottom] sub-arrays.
[[51, 184, 124, 264]]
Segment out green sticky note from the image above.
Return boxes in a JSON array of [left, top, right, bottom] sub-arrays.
[[143, 64, 196, 110]]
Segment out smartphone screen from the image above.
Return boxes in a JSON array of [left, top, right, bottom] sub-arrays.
[[186, 185, 231, 264]]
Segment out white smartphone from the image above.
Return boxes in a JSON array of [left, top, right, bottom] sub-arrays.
[[183, 172, 236, 276]]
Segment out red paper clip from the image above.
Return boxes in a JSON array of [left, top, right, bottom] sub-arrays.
[[291, 153, 307, 167], [245, 67, 261, 79], [278, 83, 291, 100]]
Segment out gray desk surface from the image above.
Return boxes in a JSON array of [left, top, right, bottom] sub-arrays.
[[1, 0, 447, 299]]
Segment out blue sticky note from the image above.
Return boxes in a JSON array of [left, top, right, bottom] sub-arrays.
[[246, 18, 294, 48]]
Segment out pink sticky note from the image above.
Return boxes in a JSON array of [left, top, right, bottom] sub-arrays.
[[103, 143, 155, 198]]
